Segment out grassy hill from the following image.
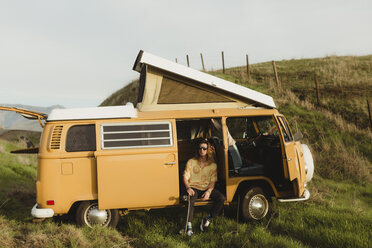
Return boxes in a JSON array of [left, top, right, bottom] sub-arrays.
[[0, 55, 371, 247]]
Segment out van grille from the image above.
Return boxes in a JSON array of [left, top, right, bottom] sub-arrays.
[[50, 125, 63, 150]]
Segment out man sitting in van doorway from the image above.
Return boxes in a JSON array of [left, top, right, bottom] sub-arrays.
[[182, 139, 225, 236]]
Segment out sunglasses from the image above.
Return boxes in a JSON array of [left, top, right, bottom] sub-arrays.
[[199, 147, 208, 151]]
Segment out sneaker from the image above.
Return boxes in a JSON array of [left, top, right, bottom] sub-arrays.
[[200, 218, 211, 232], [179, 228, 193, 236]]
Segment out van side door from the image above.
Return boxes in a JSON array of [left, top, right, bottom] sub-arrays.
[[95, 120, 179, 210], [274, 115, 304, 197]]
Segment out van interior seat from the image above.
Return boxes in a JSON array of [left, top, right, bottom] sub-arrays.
[[228, 143, 265, 176]]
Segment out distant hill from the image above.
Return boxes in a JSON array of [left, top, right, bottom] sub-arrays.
[[0, 129, 41, 146], [99, 79, 139, 107], [0, 104, 64, 132]]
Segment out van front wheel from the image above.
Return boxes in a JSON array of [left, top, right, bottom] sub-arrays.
[[76, 201, 119, 228], [240, 187, 271, 221]]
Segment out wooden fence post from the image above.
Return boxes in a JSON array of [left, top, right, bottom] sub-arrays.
[[314, 75, 321, 106], [222, 51, 225, 74], [272, 61, 280, 89], [246, 54, 250, 78], [186, 55, 190, 67], [367, 99, 372, 129], [200, 53, 205, 71]]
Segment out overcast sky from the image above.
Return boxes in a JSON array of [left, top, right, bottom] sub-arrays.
[[1, 0, 371, 108]]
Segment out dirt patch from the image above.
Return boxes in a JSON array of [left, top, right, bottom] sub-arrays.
[[0, 143, 5, 153], [5, 186, 35, 207]]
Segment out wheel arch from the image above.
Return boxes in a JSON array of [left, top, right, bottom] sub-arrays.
[[232, 179, 276, 202]]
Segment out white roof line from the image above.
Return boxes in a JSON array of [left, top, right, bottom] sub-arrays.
[[47, 103, 137, 121], [133, 50, 276, 108]]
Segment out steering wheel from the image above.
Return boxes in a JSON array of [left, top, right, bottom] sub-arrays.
[[245, 133, 262, 147]]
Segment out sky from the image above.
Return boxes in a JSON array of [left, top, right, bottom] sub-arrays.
[[0, 0, 371, 108]]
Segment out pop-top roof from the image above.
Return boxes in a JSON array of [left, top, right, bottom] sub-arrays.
[[47, 103, 137, 121], [133, 50, 276, 109]]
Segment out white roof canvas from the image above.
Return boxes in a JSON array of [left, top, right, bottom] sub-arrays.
[[133, 51, 276, 109], [47, 103, 137, 121]]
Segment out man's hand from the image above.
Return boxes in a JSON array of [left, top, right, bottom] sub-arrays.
[[201, 190, 211, 200], [187, 187, 195, 196]]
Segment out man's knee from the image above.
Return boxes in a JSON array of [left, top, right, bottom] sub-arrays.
[[217, 194, 226, 203], [212, 190, 225, 202]]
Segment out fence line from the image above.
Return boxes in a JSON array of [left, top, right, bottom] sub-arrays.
[[368, 99, 372, 129], [246, 54, 250, 78], [272, 61, 281, 89], [200, 53, 205, 71], [314, 74, 321, 106], [221, 51, 225, 74]]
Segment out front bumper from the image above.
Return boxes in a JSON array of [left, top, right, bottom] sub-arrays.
[[277, 189, 310, 203], [31, 203, 54, 218]]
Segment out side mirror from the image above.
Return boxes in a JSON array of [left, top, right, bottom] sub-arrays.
[[293, 131, 303, 141]]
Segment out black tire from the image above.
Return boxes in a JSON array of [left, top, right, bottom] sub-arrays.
[[240, 187, 272, 221], [76, 201, 119, 228]]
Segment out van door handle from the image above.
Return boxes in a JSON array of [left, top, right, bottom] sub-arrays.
[[165, 162, 176, 165]]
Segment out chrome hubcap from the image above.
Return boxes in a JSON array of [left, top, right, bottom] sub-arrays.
[[248, 194, 268, 220], [84, 203, 111, 227]]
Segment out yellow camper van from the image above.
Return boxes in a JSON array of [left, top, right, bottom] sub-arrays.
[[1, 51, 314, 228]]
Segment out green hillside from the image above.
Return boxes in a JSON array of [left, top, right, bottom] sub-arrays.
[[100, 79, 139, 107], [0, 55, 371, 247]]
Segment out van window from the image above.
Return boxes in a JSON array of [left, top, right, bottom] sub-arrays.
[[227, 117, 277, 139], [176, 119, 222, 141], [227, 117, 257, 139], [101, 121, 173, 149], [65, 125, 96, 152], [256, 117, 278, 136], [277, 117, 293, 142]]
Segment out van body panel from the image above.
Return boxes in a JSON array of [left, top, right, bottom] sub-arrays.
[[294, 141, 306, 195], [37, 155, 98, 214], [96, 151, 179, 209], [96, 119, 179, 210], [225, 176, 279, 202], [37, 122, 99, 214]]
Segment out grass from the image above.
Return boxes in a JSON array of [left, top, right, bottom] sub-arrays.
[[116, 177, 372, 248], [1, 55, 371, 247]]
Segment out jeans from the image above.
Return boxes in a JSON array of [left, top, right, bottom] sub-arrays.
[[184, 188, 226, 222]]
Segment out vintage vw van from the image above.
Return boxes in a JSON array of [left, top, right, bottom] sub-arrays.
[[1, 51, 314, 228]]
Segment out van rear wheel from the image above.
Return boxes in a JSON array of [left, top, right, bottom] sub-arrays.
[[240, 187, 272, 221], [76, 201, 119, 228]]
